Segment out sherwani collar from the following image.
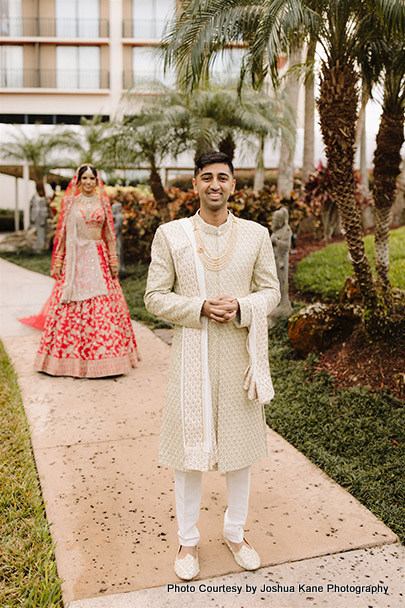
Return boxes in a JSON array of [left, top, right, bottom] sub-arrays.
[[194, 210, 234, 235]]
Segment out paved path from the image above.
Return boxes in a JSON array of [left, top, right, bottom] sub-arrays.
[[0, 258, 403, 608]]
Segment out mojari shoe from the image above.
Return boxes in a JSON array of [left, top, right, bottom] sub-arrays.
[[174, 546, 200, 580], [224, 538, 261, 570]]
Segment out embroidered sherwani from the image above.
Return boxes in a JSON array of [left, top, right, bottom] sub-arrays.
[[144, 212, 280, 472]]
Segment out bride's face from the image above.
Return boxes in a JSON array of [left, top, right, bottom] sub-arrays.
[[80, 173, 96, 195]]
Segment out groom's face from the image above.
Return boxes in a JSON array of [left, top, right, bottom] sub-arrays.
[[192, 163, 236, 213]]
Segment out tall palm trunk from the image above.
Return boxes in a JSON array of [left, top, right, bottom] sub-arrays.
[[149, 161, 170, 223], [355, 82, 370, 191], [254, 134, 265, 192], [373, 95, 405, 307], [277, 46, 301, 198], [302, 38, 316, 184], [317, 60, 382, 328]]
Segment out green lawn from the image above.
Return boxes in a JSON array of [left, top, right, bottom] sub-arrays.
[[294, 227, 405, 299], [0, 343, 63, 607]]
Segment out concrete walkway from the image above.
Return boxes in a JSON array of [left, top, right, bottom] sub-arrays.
[[0, 258, 403, 608]]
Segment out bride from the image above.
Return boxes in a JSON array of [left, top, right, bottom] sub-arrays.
[[34, 164, 140, 377]]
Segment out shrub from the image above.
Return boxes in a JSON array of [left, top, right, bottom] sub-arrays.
[[110, 184, 310, 263], [49, 184, 310, 264], [302, 163, 370, 239]]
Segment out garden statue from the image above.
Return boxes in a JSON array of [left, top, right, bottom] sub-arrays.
[[29, 193, 40, 228], [112, 201, 126, 277], [268, 206, 293, 326], [33, 197, 49, 251]]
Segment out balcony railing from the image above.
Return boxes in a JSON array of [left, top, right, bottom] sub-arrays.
[[122, 19, 167, 39], [0, 69, 110, 89], [0, 17, 109, 38]]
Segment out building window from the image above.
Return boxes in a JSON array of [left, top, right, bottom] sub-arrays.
[[132, 0, 173, 39], [132, 46, 175, 87], [56, 46, 101, 89], [55, 0, 99, 38], [0, 0, 22, 36], [0, 45, 23, 87]]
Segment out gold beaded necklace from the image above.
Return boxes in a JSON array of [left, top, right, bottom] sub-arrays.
[[192, 215, 238, 271]]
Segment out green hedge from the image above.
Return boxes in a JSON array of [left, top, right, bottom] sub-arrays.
[[107, 185, 309, 264]]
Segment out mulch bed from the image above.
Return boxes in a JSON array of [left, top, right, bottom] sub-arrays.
[[313, 325, 405, 401], [288, 233, 405, 402]]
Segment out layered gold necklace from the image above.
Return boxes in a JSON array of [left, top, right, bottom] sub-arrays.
[[192, 215, 238, 271]]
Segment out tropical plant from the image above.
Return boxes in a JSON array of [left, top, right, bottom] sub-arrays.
[[58, 115, 113, 172], [360, 11, 405, 309], [161, 0, 405, 335], [106, 95, 190, 221], [116, 81, 294, 218], [1, 126, 66, 197]]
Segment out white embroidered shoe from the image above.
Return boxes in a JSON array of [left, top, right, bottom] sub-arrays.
[[174, 546, 200, 580], [224, 538, 261, 570]]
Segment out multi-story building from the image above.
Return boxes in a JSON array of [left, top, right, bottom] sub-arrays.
[[0, 0, 246, 123], [0, 0, 180, 123]]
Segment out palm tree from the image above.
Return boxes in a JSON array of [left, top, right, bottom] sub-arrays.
[[1, 126, 65, 197], [302, 36, 317, 183], [58, 115, 114, 172], [106, 96, 190, 222], [361, 23, 405, 308], [119, 82, 293, 208], [277, 45, 302, 198], [162, 0, 404, 334]]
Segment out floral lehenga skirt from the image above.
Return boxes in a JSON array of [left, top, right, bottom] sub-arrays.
[[34, 242, 139, 378]]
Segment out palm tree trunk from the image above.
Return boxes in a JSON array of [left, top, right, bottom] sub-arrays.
[[373, 96, 405, 307], [374, 205, 392, 304], [219, 133, 236, 161], [317, 60, 382, 327], [356, 81, 370, 191], [254, 134, 265, 192], [277, 46, 301, 198], [302, 38, 316, 184], [149, 162, 170, 223]]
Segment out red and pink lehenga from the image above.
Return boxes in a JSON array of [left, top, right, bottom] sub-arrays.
[[31, 169, 139, 378]]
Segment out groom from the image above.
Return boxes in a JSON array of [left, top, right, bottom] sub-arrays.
[[144, 150, 280, 579]]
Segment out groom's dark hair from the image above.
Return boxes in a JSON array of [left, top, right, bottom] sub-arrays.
[[194, 150, 234, 176]]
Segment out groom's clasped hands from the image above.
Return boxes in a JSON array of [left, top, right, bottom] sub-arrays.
[[201, 295, 239, 324]]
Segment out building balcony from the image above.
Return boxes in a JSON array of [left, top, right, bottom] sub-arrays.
[[122, 19, 166, 40], [0, 18, 109, 38], [0, 69, 110, 89]]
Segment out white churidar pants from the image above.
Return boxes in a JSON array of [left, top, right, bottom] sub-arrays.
[[174, 466, 251, 546]]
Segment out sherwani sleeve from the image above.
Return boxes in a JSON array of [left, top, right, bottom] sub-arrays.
[[235, 228, 280, 328], [144, 226, 204, 328]]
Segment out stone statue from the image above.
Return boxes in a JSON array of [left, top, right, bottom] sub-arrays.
[[112, 201, 126, 277], [33, 197, 49, 251], [268, 206, 293, 326], [29, 193, 39, 228]]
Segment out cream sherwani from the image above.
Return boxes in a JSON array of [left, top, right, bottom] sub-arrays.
[[144, 212, 280, 472]]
